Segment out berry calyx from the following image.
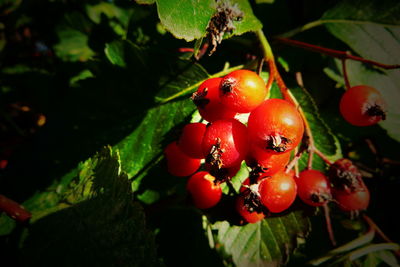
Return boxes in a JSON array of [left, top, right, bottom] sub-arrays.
[[297, 170, 331, 207], [329, 158, 363, 193], [164, 142, 201, 177], [339, 85, 386, 126], [248, 98, 304, 154], [236, 195, 265, 224], [205, 162, 241, 184], [178, 123, 207, 159], [258, 170, 297, 213], [246, 148, 291, 178], [219, 70, 267, 113], [187, 171, 222, 209], [192, 77, 237, 122], [202, 119, 248, 169]]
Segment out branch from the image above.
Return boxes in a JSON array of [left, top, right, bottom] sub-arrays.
[[275, 37, 400, 70]]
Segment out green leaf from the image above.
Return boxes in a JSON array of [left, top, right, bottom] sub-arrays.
[[105, 41, 128, 67], [155, 61, 210, 100], [0, 215, 15, 236], [322, 0, 400, 26], [280, 0, 400, 38], [155, 0, 262, 41], [54, 27, 95, 62], [155, 0, 215, 41], [135, 0, 156, 4], [86, 2, 131, 26], [212, 210, 310, 266], [117, 99, 195, 191], [20, 147, 158, 266], [290, 85, 342, 171], [256, 0, 275, 4], [226, 0, 263, 37]]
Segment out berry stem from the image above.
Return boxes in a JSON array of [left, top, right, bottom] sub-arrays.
[[314, 148, 333, 165], [257, 30, 336, 171], [323, 204, 337, 247], [341, 59, 351, 90], [275, 37, 400, 70], [363, 214, 400, 257], [285, 149, 303, 174]]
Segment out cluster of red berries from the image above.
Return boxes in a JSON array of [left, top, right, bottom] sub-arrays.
[[164, 69, 371, 224]]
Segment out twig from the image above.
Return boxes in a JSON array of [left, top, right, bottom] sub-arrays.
[[275, 37, 400, 70], [341, 59, 351, 89], [314, 148, 333, 165]]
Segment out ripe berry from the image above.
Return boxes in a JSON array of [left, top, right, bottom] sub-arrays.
[[333, 181, 370, 212], [219, 70, 267, 113], [329, 158, 363, 193], [246, 148, 291, 177], [259, 170, 297, 213], [164, 142, 201, 177], [187, 171, 222, 209], [0, 194, 31, 223], [236, 195, 265, 224], [248, 98, 304, 154], [192, 77, 237, 122], [178, 123, 206, 159], [297, 170, 331, 207], [202, 119, 248, 169], [339, 85, 386, 126]]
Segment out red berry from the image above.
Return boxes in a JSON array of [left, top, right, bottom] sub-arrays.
[[202, 119, 248, 169], [333, 181, 370, 212], [187, 171, 222, 209], [246, 147, 291, 177], [164, 142, 201, 177], [220, 70, 267, 113], [297, 170, 331, 207], [339, 85, 386, 126], [236, 195, 265, 224], [192, 77, 237, 122], [248, 98, 304, 154], [259, 170, 297, 213], [0, 194, 31, 223], [178, 123, 206, 159]]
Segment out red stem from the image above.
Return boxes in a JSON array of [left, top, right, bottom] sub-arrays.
[[341, 59, 351, 89], [323, 204, 337, 247], [314, 148, 333, 165], [363, 214, 400, 257], [275, 37, 400, 70]]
